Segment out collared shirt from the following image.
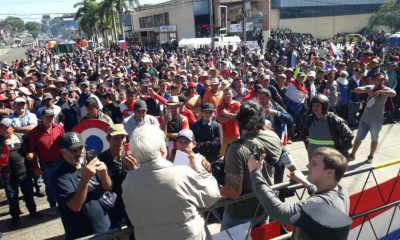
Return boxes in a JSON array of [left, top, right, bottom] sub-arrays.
[[123, 114, 159, 140], [28, 123, 65, 164], [10, 110, 38, 128]]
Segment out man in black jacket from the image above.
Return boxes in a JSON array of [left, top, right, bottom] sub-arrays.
[[190, 103, 222, 164], [303, 94, 354, 160]]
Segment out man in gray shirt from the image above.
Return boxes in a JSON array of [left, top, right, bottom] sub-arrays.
[[248, 147, 350, 224], [123, 100, 159, 140], [349, 73, 396, 163]]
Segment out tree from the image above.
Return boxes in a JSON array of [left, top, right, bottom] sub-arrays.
[[25, 21, 42, 39], [4, 16, 25, 32], [75, 0, 103, 43], [49, 17, 65, 37], [368, 0, 400, 33]]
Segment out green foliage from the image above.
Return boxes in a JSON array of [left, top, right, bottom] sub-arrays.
[[368, 0, 400, 32], [4, 16, 25, 32], [25, 21, 41, 32], [49, 17, 65, 37], [74, 0, 101, 38]]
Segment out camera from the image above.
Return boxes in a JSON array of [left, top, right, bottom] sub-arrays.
[[86, 150, 97, 163]]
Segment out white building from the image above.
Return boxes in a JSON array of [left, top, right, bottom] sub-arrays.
[[133, 0, 196, 44]]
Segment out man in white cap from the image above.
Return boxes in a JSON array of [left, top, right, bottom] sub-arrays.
[[138, 57, 157, 80], [10, 97, 38, 134], [203, 77, 223, 108]]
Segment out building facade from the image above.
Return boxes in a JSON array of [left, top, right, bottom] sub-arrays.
[[133, 0, 196, 44], [132, 0, 385, 43]]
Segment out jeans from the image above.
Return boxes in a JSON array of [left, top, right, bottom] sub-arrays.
[[2, 172, 36, 220], [221, 209, 251, 231], [41, 160, 62, 207], [348, 101, 360, 126]]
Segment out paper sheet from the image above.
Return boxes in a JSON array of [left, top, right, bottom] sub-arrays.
[[173, 150, 190, 166]]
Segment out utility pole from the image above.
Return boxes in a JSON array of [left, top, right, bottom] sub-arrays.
[[210, 0, 214, 50], [242, 0, 246, 42]]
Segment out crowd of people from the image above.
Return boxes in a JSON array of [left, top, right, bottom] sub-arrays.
[[0, 31, 398, 239]]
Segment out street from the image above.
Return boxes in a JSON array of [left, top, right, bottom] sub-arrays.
[[0, 47, 28, 64]]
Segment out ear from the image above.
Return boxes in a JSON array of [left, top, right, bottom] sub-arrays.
[[160, 145, 167, 158]]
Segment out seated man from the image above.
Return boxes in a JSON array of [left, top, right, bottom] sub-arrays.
[[248, 147, 350, 224], [122, 125, 220, 240]]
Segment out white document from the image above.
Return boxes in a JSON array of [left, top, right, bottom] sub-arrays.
[[173, 150, 190, 166], [173, 150, 203, 170]]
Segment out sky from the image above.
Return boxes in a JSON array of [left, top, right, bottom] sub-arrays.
[[0, 0, 168, 23]]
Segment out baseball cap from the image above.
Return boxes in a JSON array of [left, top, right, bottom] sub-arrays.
[[188, 82, 197, 88], [134, 99, 147, 110], [290, 203, 352, 240], [144, 73, 151, 78], [41, 108, 55, 116], [60, 87, 69, 94], [35, 82, 45, 89], [177, 129, 195, 141], [201, 103, 215, 111], [79, 81, 90, 87], [0, 118, 13, 128], [85, 98, 99, 108], [210, 78, 219, 85], [308, 71, 316, 78], [19, 87, 32, 96], [43, 92, 53, 100], [298, 72, 306, 77], [15, 97, 26, 104], [59, 132, 84, 150], [108, 124, 128, 136]]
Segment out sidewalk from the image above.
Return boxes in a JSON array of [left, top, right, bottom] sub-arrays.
[[0, 123, 399, 239], [0, 48, 10, 56]]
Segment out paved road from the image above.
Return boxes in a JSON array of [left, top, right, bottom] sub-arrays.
[[0, 47, 27, 63]]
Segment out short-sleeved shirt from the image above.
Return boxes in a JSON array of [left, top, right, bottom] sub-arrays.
[[54, 161, 110, 240], [359, 85, 389, 124], [224, 130, 282, 218], [28, 123, 65, 164], [10, 111, 38, 128], [123, 114, 160, 140], [202, 90, 223, 108], [217, 101, 240, 137]]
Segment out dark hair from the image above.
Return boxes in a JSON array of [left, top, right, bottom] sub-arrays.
[[237, 101, 265, 131], [313, 147, 348, 182], [85, 98, 99, 109]]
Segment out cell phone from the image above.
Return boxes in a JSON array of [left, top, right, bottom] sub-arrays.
[[86, 150, 97, 163]]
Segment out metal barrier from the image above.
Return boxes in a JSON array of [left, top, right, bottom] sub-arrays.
[[86, 159, 400, 240]]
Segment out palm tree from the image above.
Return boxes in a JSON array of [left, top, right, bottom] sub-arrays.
[[99, 0, 118, 43], [74, 0, 100, 41]]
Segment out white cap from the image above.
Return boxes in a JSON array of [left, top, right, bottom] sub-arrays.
[[308, 71, 316, 78], [18, 87, 32, 96], [15, 97, 27, 103]]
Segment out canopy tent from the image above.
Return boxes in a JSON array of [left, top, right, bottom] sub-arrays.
[[388, 33, 400, 47], [178, 36, 241, 50]]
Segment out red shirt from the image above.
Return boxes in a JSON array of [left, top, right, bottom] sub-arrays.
[[217, 101, 241, 137], [181, 106, 196, 124], [28, 123, 65, 164], [121, 100, 135, 117]]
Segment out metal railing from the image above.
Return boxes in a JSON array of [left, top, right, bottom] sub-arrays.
[[86, 159, 400, 240]]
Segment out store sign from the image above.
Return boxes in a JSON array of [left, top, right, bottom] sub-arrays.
[[229, 22, 253, 33], [154, 25, 177, 33]]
